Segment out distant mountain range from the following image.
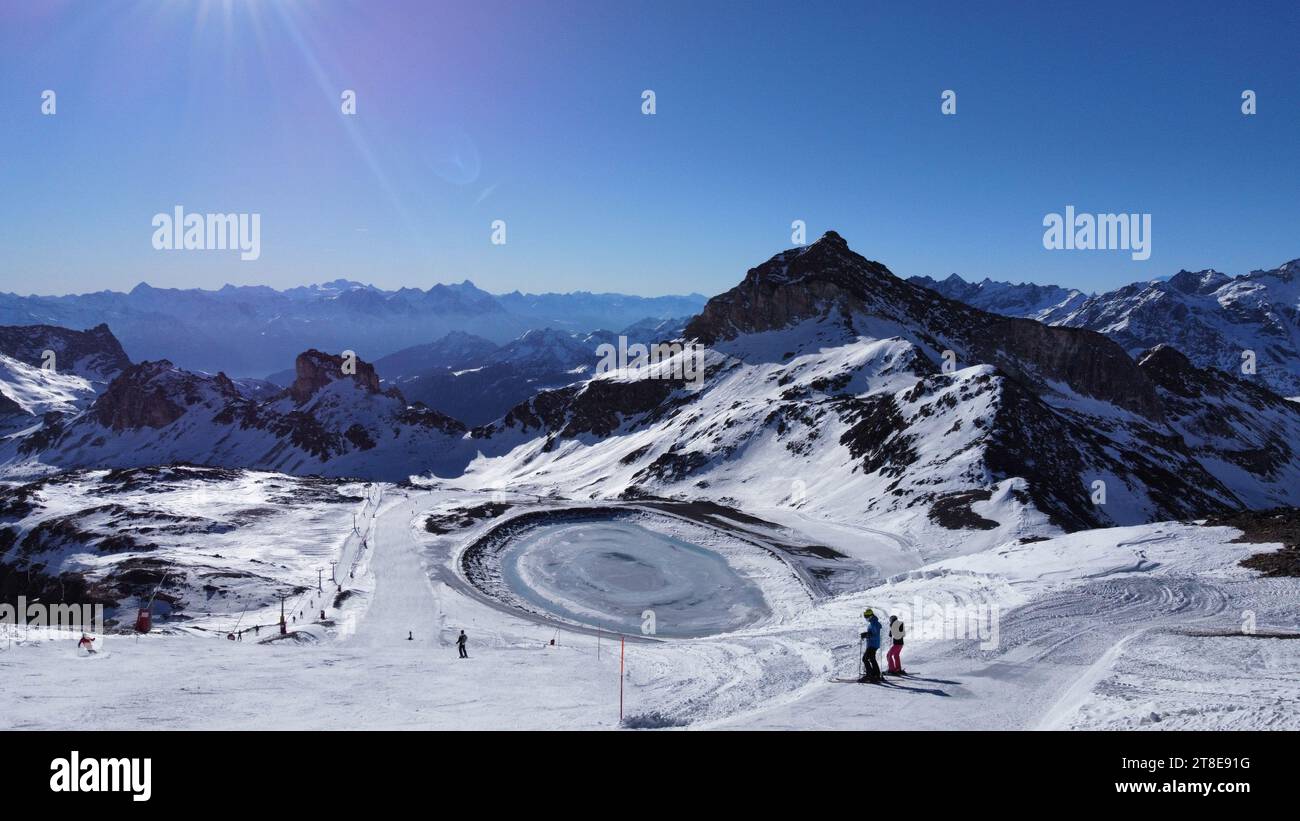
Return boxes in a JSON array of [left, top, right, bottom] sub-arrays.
[[907, 274, 1088, 321], [0, 315, 694, 476], [4, 236, 1298, 552], [0, 280, 707, 378], [259, 318, 692, 425], [911, 263, 1300, 399]]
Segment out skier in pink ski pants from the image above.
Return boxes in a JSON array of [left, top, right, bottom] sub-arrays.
[[886, 615, 906, 674]]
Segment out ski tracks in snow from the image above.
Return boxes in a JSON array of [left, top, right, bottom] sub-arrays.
[[349, 491, 443, 649]]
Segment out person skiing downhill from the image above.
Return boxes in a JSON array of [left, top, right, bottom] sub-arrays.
[[456, 629, 468, 659], [859, 609, 882, 683], [886, 615, 906, 675], [77, 634, 96, 655]]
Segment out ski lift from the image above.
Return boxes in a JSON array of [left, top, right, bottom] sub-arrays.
[[136, 561, 175, 634], [134, 605, 152, 634]]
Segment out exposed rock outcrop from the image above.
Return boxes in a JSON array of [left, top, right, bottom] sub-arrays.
[[0, 323, 131, 382], [94, 361, 241, 431], [289, 349, 384, 404]]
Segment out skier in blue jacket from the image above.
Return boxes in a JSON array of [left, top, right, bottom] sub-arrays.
[[859, 609, 883, 683]]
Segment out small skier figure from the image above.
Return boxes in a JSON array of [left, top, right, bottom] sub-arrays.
[[886, 615, 907, 675], [456, 629, 468, 659], [859, 609, 882, 683], [78, 633, 97, 655]]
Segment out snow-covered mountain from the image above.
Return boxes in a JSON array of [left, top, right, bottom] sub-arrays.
[[0, 324, 131, 433], [465, 232, 1300, 549], [5, 235, 1299, 549], [0, 281, 706, 378], [914, 262, 1300, 400], [2, 349, 475, 481], [367, 331, 501, 383], [375, 329, 599, 426], [616, 315, 693, 343], [907, 273, 1088, 321], [482, 328, 598, 372], [1050, 262, 1300, 399], [0, 323, 130, 383], [375, 320, 695, 425]]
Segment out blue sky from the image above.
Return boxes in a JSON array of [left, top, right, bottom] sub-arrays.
[[1, 0, 1297, 297]]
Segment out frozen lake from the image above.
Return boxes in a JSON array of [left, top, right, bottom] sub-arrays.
[[499, 520, 771, 637]]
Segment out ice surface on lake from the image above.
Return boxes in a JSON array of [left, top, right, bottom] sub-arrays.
[[500, 521, 770, 637]]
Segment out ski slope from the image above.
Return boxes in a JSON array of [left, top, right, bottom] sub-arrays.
[[2, 487, 1297, 730]]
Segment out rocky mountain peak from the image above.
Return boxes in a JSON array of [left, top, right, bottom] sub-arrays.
[[1270, 258, 1300, 281], [686, 232, 897, 343], [0, 323, 131, 382], [289, 349, 383, 404], [1165, 269, 1230, 295], [93, 360, 241, 431], [814, 229, 848, 248]]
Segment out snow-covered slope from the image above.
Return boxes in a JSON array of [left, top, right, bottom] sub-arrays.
[[0, 354, 97, 419], [462, 232, 1300, 550], [0, 467, 369, 632], [4, 485, 1295, 731], [0, 324, 130, 434], [2, 350, 476, 481]]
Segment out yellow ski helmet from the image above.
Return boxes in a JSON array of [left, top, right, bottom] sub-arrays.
[[863, 608, 874, 618]]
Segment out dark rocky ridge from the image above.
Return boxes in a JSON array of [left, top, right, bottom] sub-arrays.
[[686, 231, 1163, 419], [94, 360, 241, 430], [0, 323, 131, 381], [1137, 344, 1300, 482]]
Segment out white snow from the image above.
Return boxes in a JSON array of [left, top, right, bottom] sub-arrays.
[[3, 482, 1296, 731], [0, 353, 98, 418]]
